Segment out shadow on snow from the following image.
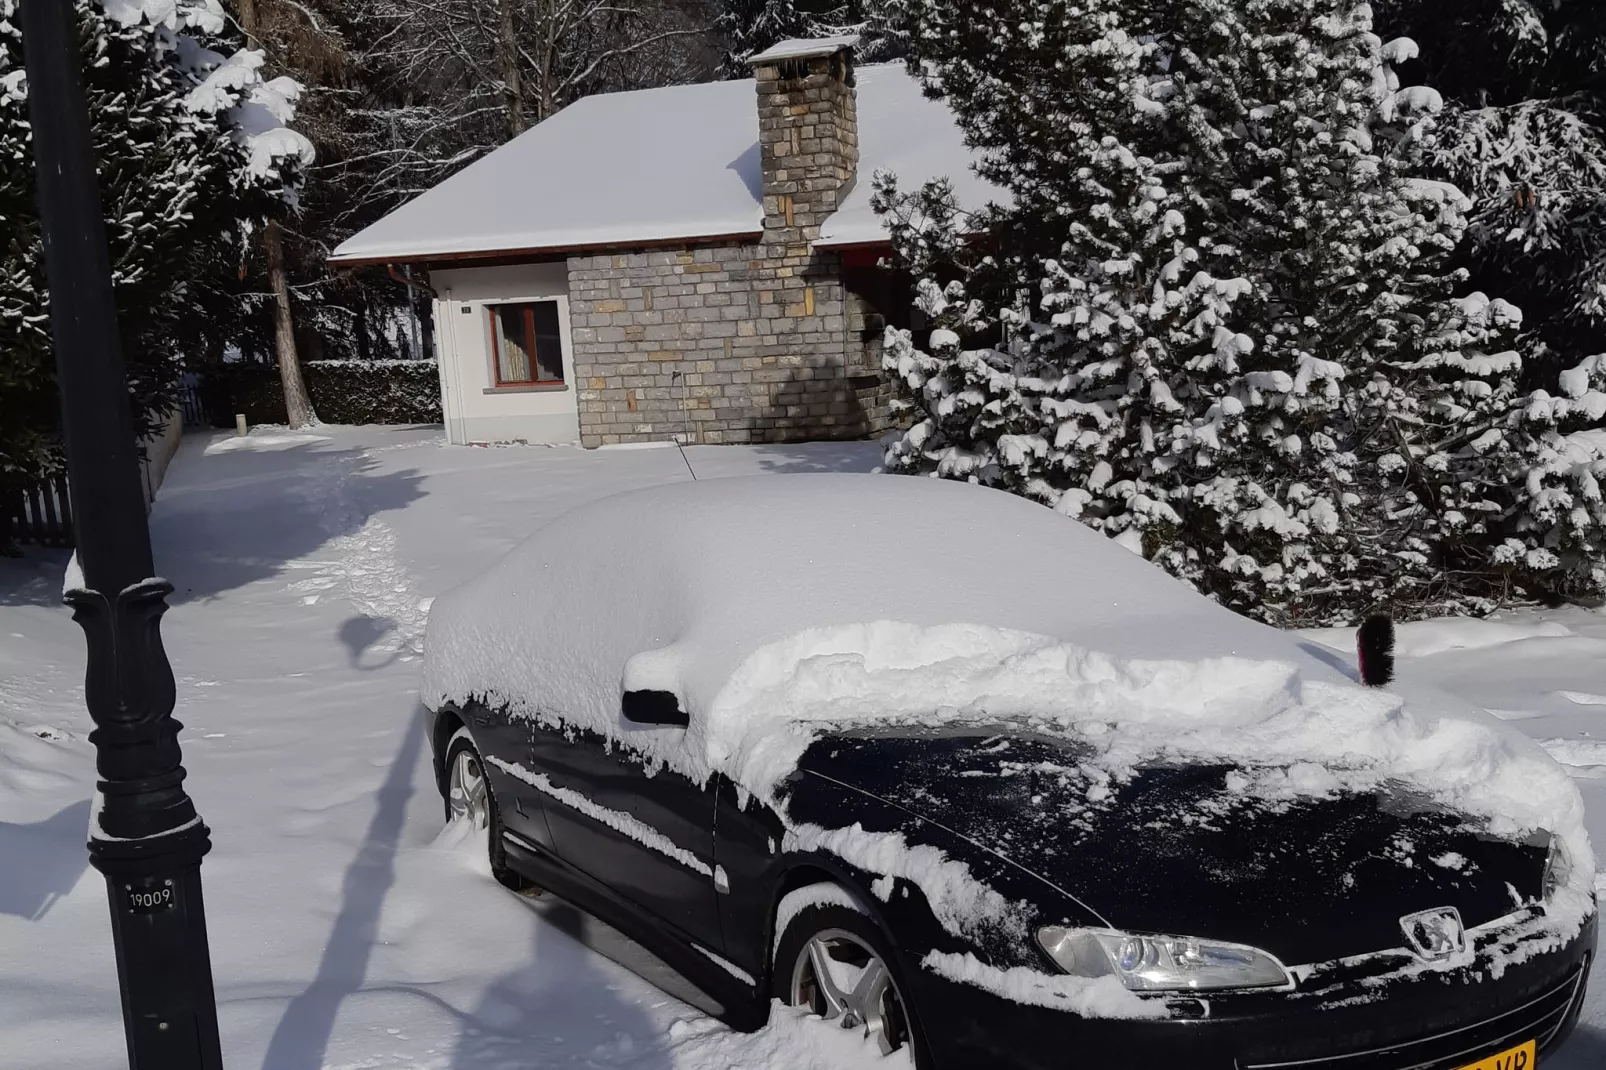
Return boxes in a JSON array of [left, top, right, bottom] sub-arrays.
[[338, 613, 406, 672], [149, 438, 427, 606], [0, 799, 92, 921], [260, 708, 427, 1070], [260, 704, 678, 1070]]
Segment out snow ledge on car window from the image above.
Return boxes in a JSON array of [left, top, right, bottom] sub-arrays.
[[485, 756, 712, 877]]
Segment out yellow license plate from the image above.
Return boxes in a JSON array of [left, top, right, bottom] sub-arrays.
[[1455, 1040, 1535, 1070]]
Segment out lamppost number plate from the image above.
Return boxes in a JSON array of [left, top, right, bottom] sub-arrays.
[[126, 883, 176, 914]]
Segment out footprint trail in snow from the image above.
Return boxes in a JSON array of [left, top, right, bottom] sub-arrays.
[[285, 448, 431, 656]]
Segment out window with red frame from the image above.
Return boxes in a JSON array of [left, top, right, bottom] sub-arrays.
[[489, 301, 565, 386]]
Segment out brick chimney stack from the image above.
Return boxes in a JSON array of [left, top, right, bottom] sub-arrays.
[[748, 35, 860, 245]]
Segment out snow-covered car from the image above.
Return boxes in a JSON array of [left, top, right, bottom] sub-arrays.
[[421, 474, 1597, 1069]]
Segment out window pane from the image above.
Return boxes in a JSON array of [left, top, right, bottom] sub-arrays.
[[495, 305, 532, 383], [530, 301, 564, 383]]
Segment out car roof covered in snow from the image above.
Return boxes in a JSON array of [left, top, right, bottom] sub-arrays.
[[425, 473, 1305, 691], [328, 64, 1001, 266], [425, 475, 1339, 778]]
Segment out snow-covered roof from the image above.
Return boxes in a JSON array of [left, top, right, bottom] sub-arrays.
[[747, 35, 860, 64], [328, 65, 999, 265], [818, 66, 1002, 247]]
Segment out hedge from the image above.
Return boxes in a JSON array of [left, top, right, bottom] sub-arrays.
[[201, 360, 442, 428]]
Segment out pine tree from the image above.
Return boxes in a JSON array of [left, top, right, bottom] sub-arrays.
[[878, 0, 1606, 622], [0, 0, 311, 544]]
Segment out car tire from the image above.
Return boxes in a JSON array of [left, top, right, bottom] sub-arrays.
[[443, 730, 534, 894], [773, 900, 928, 1066]]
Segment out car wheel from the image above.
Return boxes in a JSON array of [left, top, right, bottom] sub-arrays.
[[773, 901, 926, 1065], [444, 730, 533, 893]]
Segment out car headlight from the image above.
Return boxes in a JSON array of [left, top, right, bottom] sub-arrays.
[[1037, 925, 1292, 992], [1544, 835, 1573, 901]]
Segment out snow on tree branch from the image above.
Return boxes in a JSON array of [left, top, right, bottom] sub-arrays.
[[183, 46, 315, 184]]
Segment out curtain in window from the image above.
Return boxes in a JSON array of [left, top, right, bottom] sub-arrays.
[[495, 305, 532, 383], [493, 302, 566, 384]]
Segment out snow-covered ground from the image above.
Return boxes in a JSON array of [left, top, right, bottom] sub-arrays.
[[1, 425, 1602, 1068]]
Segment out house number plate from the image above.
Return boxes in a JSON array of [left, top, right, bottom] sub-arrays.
[[125, 880, 176, 915]]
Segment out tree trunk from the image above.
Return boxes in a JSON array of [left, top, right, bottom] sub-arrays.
[[237, 0, 314, 428], [265, 220, 315, 428], [497, 0, 526, 137]]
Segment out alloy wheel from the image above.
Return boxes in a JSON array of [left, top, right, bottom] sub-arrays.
[[789, 927, 912, 1056], [447, 747, 490, 828]]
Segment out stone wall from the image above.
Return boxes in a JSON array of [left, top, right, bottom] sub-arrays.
[[567, 244, 888, 446]]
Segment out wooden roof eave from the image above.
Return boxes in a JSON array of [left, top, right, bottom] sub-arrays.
[[326, 230, 769, 273]]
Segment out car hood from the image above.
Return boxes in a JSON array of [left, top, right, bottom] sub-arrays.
[[798, 727, 1549, 966]]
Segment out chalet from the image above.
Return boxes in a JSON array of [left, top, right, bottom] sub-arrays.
[[330, 37, 996, 447]]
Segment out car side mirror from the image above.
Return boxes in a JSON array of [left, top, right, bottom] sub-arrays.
[[622, 689, 689, 728]]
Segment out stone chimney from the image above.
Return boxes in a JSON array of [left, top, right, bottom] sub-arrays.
[[748, 35, 860, 245]]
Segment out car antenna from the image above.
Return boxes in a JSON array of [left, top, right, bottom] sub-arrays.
[[1356, 613, 1395, 687]]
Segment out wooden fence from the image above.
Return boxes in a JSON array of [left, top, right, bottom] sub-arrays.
[[4, 473, 74, 549], [179, 374, 208, 430]]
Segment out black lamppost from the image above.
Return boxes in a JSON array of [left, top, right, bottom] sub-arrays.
[[20, 0, 224, 1067]]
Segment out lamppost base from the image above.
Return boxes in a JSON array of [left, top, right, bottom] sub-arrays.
[[88, 818, 224, 1069]]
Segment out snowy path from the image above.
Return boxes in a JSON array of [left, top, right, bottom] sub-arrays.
[[0, 426, 1602, 1068]]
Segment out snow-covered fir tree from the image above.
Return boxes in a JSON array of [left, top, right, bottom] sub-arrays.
[[717, 0, 906, 77], [0, 0, 311, 529], [878, 0, 1606, 622], [1374, 0, 1606, 388]]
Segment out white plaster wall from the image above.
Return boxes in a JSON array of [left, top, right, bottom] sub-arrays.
[[430, 262, 580, 445], [139, 410, 184, 509]]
